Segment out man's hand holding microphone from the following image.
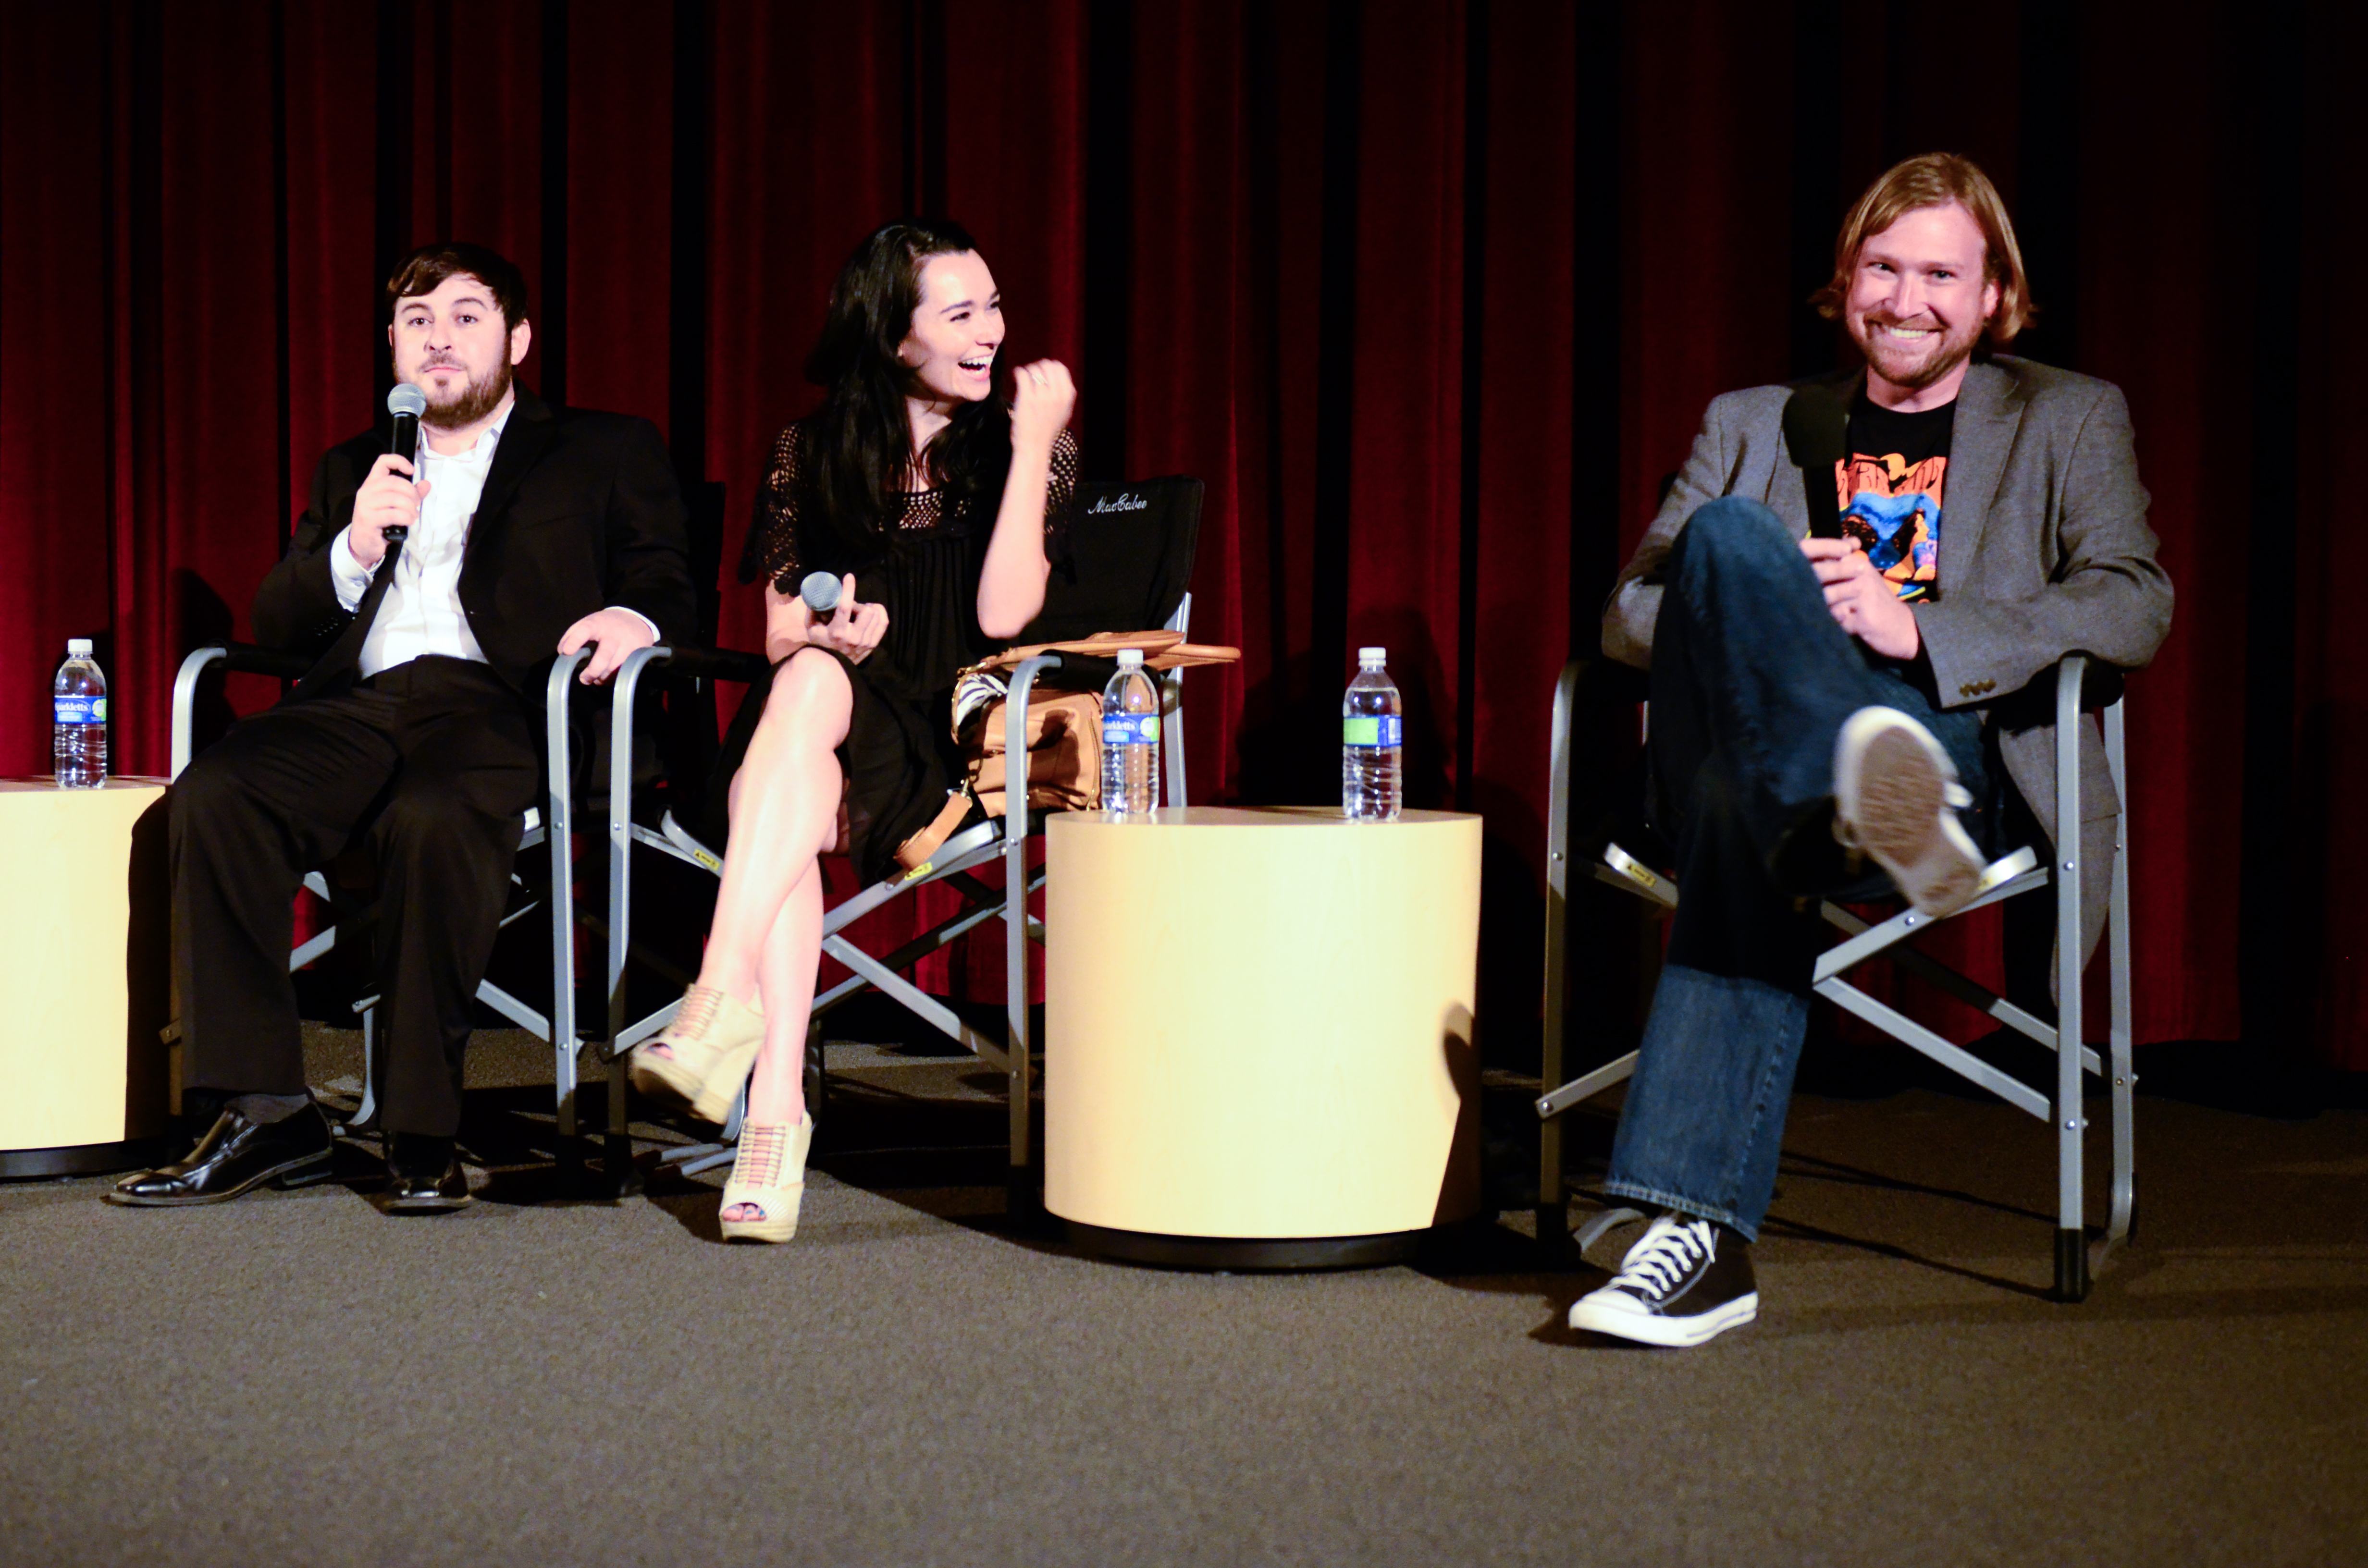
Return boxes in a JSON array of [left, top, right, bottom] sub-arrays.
[[350, 381, 432, 571], [346, 451, 429, 571]]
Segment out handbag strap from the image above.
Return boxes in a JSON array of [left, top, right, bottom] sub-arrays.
[[977, 630, 1239, 674], [891, 788, 979, 875]]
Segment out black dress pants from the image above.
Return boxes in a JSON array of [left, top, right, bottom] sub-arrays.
[[171, 656, 539, 1138]]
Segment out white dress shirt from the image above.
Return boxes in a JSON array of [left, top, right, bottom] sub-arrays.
[[329, 397, 656, 678]]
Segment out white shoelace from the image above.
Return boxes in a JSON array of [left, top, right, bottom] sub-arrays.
[[1609, 1216, 1716, 1302]]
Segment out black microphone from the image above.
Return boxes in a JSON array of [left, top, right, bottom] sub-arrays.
[[383, 383, 428, 547], [1781, 384, 1850, 540]]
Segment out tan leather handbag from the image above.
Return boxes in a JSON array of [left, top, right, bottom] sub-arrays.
[[968, 687, 1105, 819], [966, 632, 1239, 818], [888, 633, 1242, 874]]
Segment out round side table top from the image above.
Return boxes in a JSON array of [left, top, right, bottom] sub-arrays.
[[0, 776, 168, 795], [1048, 804, 1476, 830]]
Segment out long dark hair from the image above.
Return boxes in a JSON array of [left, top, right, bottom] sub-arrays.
[[800, 219, 1011, 560]]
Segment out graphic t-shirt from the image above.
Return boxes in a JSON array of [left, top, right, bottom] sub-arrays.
[[1834, 395, 1954, 601]]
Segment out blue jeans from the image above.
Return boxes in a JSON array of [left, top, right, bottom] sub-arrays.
[[1602, 498, 1994, 1240]]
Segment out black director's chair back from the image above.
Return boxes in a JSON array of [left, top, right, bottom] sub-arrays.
[[1023, 477, 1205, 680]]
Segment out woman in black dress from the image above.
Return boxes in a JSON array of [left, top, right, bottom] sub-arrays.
[[630, 220, 1078, 1241]]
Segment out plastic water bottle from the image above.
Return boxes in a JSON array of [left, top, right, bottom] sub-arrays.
[[1342, 646, 1401, 821], [53, 638, 108, 789], [1099, 649, 1160, 816]]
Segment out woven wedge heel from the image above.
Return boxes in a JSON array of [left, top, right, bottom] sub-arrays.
[[628, 985, 766, 1124], [719, 1115, 814, 1244]]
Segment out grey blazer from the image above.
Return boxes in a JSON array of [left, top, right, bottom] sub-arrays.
[[1603, 356, 2174, 965]]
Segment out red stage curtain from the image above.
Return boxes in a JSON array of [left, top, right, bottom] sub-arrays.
[[0, 0, 2358, 1069]]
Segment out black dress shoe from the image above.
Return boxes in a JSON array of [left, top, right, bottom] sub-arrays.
[[104, 1103, 336, 1207], [383, 1134, 472, 1213]]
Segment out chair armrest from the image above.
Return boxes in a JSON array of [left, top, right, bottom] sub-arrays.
[[1003, 653, 1065, 845], [2055, 655, 2088, 848], [2052, 652, 2131, 825], [2068, 659, 2124, 711], [170, 643, 317, 779], [1578, 655, 1651, 711], [212, 642, 316, 680], [592, 642, 768, 841], [1006, 651, 1065, 699], [599, 644, 767, 836], [544, 649, 595, 827], [637, 643, 771, 685]]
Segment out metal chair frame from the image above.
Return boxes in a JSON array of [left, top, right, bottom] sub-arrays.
[[1534, 654, 2134, 1301], [169, 645, 625, 1175], [568, 593, 1195, 1191]]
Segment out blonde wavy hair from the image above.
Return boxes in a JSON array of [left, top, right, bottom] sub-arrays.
[[1811, 152, 2035, 345]]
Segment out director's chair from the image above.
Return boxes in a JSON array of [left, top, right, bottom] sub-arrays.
[[169, 643, 638, 1183], [1533, 654, 2134, 1301], [562, 477, 1208, 1203]]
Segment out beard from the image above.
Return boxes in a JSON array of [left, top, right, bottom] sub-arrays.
[[1850, 312, 1985, 393], [419, 356, 514, 428]]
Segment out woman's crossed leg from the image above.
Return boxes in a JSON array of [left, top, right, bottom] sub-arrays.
[[635, 647, 850, 1236]]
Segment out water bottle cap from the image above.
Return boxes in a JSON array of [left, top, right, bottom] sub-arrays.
[[1358, 646, 1386, 663], [66, 638, 92, 656], [1116, 649, 1144, 667]]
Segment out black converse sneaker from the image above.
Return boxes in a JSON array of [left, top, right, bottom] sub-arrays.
[[1567, 1213, 1759, 1347]]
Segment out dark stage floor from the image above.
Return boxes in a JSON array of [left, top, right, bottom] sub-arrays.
[[4, 1026, 2364, 1567]]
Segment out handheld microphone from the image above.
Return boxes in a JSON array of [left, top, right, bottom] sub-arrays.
[[383, 383, 429, 547], [800, 571, 843, 617], [1781, 385, 1850, 540]]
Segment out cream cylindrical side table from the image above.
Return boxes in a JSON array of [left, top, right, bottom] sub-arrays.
[[0, 778, 174, 1177], [1045, 806, 1482, 1268]]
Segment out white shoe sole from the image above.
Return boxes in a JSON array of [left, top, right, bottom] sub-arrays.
[[1833, 708, 1984, 918], [1567, 1291, 1760, 1348]]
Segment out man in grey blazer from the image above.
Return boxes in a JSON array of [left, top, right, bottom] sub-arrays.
[[1568, 154, 2172, 1347]]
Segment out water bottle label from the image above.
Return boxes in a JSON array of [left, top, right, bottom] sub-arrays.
[[1343, 715, 1402, 747], [1103, 713, 1160, 747], [54, 696, 105, 725]]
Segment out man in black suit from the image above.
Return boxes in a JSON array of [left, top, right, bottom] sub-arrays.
[[109, 242, 696, 1213]]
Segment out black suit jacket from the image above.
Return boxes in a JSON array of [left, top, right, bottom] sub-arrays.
[[253, 388, 697, 699]]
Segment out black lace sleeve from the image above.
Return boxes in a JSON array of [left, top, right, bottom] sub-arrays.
[[1043, 427, 1081, 564], [737, 422, 805, 590]]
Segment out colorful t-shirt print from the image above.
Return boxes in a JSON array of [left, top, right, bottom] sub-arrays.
[[1831, 396, 1954, 602]]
